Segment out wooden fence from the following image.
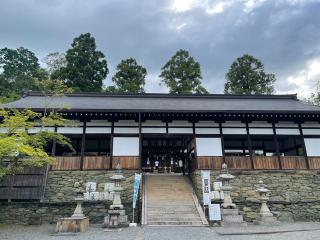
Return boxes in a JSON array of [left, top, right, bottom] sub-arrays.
[[51, 155, 139, 170], [197, 156, 320, 170], [309, 157, 320, 169], [0, 166, 47, 201]]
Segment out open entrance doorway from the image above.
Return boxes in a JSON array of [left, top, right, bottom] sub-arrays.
[[141, 134, 195, 174]]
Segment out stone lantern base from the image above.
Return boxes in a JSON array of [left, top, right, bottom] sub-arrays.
[[221, 208, 247, 227], [55, 217, 89, 233], [102, 209, 129, 228], [254, 214, 279, 225]]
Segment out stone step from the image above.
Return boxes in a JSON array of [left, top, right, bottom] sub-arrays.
[[147, 206, 197, 210], [148, 213, 200, 217], [148, 217, 202, 222], [147, 209, 197, 214], [147, 221, 203, 226], [145, 175, 204, 226]]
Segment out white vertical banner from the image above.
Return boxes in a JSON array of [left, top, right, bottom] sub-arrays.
[[201, 170, 211, 205]]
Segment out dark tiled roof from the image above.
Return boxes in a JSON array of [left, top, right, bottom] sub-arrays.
[[1, 91, 320, 113]]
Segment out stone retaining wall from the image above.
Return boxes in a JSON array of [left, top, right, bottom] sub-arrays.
[[45, 170, 136, 202], [190, 170, 320, 222], [0, 170, 139, 225]]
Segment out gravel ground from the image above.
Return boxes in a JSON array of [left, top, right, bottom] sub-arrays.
[[1, 223, 320, 240]]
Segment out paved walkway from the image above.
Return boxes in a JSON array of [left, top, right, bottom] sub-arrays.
[[1, 223, 320, 240]]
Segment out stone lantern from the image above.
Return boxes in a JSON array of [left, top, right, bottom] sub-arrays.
[[110, 163, 125, 209], [219, 163, 236, 209], [103, 162, 129, 228], [55, 181, 89, 233], [71, 181, 85, 218], [256, 180, 278, 224], [218, 163, 246, 226]]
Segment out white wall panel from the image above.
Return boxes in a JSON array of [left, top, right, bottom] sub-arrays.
[[222, 128, 247, 134], [57, 127, 83, 134], [86, 127, 111, 134], [302, 129, 320, 135], [249, 128, 273, 135], [28, 127, 55, 134], [196, 138, 222, 156], [113, 137, 139, 156], [305, 138, 320, 156], [275, 128, 300, 135], [114, 127, 139, 134], [142, 128, 166, 134], [168, 128, 193, 134], [195, 128, 220, 134]]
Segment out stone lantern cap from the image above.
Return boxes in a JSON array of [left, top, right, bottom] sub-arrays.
[[218, 163, 235, 180], [257, 180, 269, 193], [110, 175, 125, 181], [219, 173, 235, 180]]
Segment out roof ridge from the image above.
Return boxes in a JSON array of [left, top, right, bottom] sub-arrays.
[[24, 91, 298, 100]]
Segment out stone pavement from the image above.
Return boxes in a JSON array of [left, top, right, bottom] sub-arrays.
[[1, 223, 320, 240]]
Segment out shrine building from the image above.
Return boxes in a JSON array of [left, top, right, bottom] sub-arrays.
[[1, 91, 320, 225]]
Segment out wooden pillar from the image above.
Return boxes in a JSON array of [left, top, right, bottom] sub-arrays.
[[298, 122, 309, 169], [110, 121, 114, 170], [192, 122, 197, 171], [219, 122, 225, 164], [166, 121, 169, 134], [138, 112, 142, 171], [272, 122, 282, 169], [245, 122, 254, 169], [51, 125, 58, 156], [80, 120, 87, 171]]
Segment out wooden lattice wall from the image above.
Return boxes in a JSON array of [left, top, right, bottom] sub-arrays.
[[0, 166, 48, 201]]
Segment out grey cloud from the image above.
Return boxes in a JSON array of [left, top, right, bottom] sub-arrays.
[[0, 0, 320, 96]]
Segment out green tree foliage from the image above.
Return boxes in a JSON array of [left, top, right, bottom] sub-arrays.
[[0, 47, 48, 100], [159, 49, 208, 94], [0, 109, 73, 179], [42, 52, 67, 76], [224, 54, 276, 94], [0, 78, 74, 178], [107, 58, 147, 93], [304, 82, 320, 106], [56, 33, 108, 92]]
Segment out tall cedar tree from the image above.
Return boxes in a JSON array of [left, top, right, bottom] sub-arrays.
[[224, 54, 276, 94], [57, 33, 108, 92], [159, 49, 208, 94], [108, 58, 147, 93], [0, 47, 47, 98]]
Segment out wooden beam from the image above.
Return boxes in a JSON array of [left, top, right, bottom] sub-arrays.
[[110, 121, 114, 170], [299, 122, 309, 169], [245, 122, 254, 169], [80, 120, 87, 171], [219, 122, 226, 164], [138, 112, 142, 171], [272, 122, 282, 169], [192, 122, 197, 171]]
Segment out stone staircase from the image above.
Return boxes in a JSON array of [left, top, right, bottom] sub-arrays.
[[143, 174, 207, 226]]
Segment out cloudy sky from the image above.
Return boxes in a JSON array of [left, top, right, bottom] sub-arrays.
[[1, 0, 320, 97]]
